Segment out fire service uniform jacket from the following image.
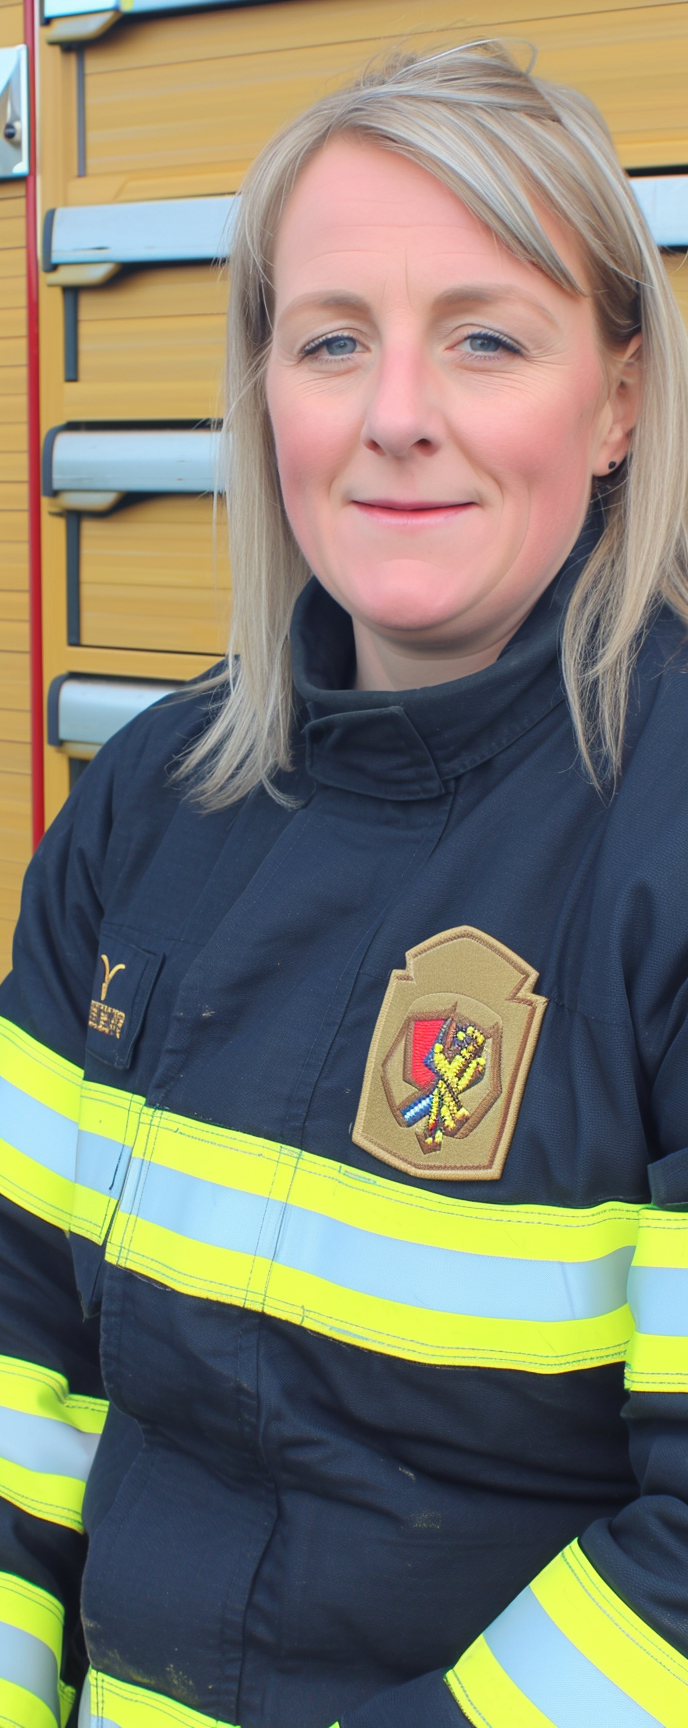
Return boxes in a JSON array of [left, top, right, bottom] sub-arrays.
[[2, 516, 688, 1728]]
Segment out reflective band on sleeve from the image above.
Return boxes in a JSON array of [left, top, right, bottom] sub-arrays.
[[0, 1017, 143, 1244], [106, 1107, 641, 1370], [83, 1668, 239, 1727], [0, 1020, 82, 1231], [625, 1209, 688, 1392], [446, 1541, 688, 1728], [0, 1356, 108, 1533], [0, 1570, 75, 1728]]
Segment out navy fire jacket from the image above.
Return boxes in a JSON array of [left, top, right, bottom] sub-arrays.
[[2, 512, 688, 1728]]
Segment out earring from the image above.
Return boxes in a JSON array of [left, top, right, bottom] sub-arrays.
[[608, 460, 617, 471]]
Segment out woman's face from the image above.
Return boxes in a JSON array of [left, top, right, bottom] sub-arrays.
[[265, 137, 639, 687]]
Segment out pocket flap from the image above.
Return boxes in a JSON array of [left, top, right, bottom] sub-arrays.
[[87, 932, 163, 1071]]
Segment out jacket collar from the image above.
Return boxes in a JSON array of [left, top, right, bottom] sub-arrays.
[[290, 504, 603, 801]]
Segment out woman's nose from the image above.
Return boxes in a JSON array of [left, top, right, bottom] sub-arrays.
[[360, 345, 444, 459]]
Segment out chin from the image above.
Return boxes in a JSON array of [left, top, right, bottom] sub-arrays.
[[344, 569, 476, 636]]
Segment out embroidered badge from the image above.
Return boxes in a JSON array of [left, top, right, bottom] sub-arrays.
[[88, 954, 127, 1040], [352, 926, 547, 1180]]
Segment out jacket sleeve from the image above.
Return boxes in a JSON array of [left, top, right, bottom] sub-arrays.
[[340, 1256, 688, 1728], [340, 992, 688, 1727], [0, 760, 118, 1728]]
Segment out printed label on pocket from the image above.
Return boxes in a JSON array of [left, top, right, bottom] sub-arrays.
[[86, 933, 163, 1070]]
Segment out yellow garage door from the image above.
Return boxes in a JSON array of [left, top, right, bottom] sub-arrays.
[[0, 0, 685, 965]]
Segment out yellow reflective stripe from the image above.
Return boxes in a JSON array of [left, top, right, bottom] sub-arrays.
[[0, 1145, 74, 1237], [0, 1679, 56, 1728], [106, 1107, 641, 1371], [628, 1210, 688, 1271], [121, 1111, 640, 1262], [0, 1572, 73, 1728], [447, 1542, 688, 1728], [58, 1683, 75, 1728], [0, 1682, 75, 1728], [0, 1460, 88, 1535], [0, 1356, 108, 1533], [0, 1021, 81, 1124], [625, 1210, 688, 1392], [0, 1019, 81, 1231], [533, 1542, 688, 1727], [625, 1332, 688, 1394], [445, 1637, 553, 1728], [0, 1016, 143, 1244], [109, 1208, 634, 1370], [0, 1573, 63, 1666], [0, 1357, 106, 1433], [72, 1082, 145, 1247], [85, 1669, 239, 1727]]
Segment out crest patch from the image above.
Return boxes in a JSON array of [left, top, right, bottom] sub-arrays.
[[352, 926, 547, 1180]]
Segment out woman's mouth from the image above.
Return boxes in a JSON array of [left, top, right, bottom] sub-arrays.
[[351, 500, 477, 527]]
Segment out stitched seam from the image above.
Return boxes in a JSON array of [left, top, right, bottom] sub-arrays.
[[100, 1245, 630, 1363], [135, 1117, 640, 1237], [445, 1667, 496, 1728], [113, 1111, 161, 1262], [562, 1549, 688, 1683], [0, 1020, 82, 1086]]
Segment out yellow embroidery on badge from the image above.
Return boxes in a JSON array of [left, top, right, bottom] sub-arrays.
[[88, 954, 127, 1039], [352, 926, 547, 1180], [88, 1001, 126, 1039], [99, 955, 126, 1002]]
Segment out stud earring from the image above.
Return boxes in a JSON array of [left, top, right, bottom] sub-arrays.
[[608, 460, 617, 471]]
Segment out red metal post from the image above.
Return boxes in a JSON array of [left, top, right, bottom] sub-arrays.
[[23, 0, 44, 848]]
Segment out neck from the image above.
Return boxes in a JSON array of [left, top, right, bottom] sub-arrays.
[[352, 622, 520, 691]]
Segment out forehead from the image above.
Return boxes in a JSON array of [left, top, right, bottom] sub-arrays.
[[271, 135, 579, 301]]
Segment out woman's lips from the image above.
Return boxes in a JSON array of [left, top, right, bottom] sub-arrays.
[[351, 500, 477, 527]]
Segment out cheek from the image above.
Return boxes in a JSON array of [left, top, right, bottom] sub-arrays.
[[470, 366, 602, 486], [267, 369, 358, 523]]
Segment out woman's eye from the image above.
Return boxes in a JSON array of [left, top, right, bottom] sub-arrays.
[[461, 330, 520, 357], [303, 333, 359, 359]]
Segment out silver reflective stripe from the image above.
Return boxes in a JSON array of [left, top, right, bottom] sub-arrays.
[[628, 1265, 688, 1336], [76, 1129, 131, 1200], [120, 1158, 635, 1323], [484, 1587, 662, 1728], [78, 1673, 91, 1727], [0, 1405, 101, 1479], [0, 1076, 76, 1180], [78, 1673, 126, 1728], [0, 1074, 129, 1199], [0, 1617, 60, 1724]]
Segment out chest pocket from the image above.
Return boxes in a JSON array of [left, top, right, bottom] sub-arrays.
[[86, 931, 163, 1072]]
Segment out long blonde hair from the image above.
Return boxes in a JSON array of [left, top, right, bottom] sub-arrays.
[[183, 40, 688, 804]]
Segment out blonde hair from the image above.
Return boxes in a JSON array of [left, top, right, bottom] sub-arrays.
[[183, 39, 688, 804]]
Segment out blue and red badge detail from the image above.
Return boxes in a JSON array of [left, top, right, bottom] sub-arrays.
[[399, 1014, 489, 1151]]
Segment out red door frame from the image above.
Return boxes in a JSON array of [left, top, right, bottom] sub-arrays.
[[24, 0, 44, 848]]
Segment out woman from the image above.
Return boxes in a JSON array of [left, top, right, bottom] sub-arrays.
[[1, 40, 688, 1728]]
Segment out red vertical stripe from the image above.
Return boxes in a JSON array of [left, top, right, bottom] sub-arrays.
[[24, 0, 44, 848]]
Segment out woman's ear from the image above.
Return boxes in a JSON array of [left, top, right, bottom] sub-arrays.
[[592, 333, 642, 475]]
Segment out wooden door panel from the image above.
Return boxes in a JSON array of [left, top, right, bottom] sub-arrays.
[[67, 263, 227, 420], [79, 494, 230, 655]]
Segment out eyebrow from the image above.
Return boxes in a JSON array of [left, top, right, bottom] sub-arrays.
[[277, 284, 563, 330]]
